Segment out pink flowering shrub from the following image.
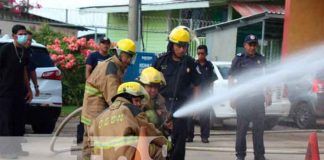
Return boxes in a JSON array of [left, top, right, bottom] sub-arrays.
[[47, 36, 99, 106], [47, 36, 98, 70]]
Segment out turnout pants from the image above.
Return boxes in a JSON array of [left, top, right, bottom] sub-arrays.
[[235, 95, 265, 159]]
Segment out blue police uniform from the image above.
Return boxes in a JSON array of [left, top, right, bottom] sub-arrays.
[[229, 52, 266, 160], [153, 52, 201, 160]]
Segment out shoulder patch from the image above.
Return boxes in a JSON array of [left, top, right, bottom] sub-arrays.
[[106, 62, 118, 75], [236, 53, 243, 57], [125, 104, 142, 117], [157, 52, 170, 58]]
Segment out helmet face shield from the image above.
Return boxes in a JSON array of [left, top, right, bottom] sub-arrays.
[[117, 49, 136, 64], [175, 42, 189, 48]]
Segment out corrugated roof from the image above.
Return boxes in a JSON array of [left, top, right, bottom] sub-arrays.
[[195, 12, 284, 34], [231, 2, 285, 17]]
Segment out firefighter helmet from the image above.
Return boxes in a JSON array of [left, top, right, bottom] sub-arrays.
[[115, 82, 149, 100], [138, 67, 166, 86], [168, 26, 191, 44], [117, 38, 136, 56]]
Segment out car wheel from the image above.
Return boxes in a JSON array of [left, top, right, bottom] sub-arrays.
[[28, 107, 61, 134], [264, 117, 279, 130], [294, 102, 316, 129]]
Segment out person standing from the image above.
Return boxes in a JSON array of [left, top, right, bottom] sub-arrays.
[[187, 45, 217, 143], [81, 38, 136, 159], [77, 37, 111, 144], [0, 24, 33, 159], [229, 34, 271, 160], [25, 31, 40, 97], [85, 37, 111, 79], [153, 26, 201, 160]]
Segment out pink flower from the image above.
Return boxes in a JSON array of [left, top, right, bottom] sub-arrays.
[[50, 54, 58, 61], [66, 53, 75, 60], [54, 38, 61, 45], [87, 39, 99, 50], [77, 38, 87, 47], [57, 55, 65, 61], [68, 43, 79, 51]]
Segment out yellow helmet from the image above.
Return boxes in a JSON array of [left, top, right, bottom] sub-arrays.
[[113, 82, 149, 101], [117, 38, 136, 56], [139, 67, 166, 86], [169, 26, 191, 44]]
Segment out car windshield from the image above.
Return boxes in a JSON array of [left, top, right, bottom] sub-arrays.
[[217, 64, 230, 79], [29, 47, 54, 67]]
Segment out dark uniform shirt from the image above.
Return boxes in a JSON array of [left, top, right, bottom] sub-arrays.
[[26, 48, 37, 79], [195, 60, 217, 89], [153, 52, 201, 112], [0, 43, 29, 97], [229, 52, 265, 95], [229, 52, 265, 83], [86, 51, 111, 69]]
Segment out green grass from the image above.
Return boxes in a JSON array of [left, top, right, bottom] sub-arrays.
[[61, 105, 79, 117]]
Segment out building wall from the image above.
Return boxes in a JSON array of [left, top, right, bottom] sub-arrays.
[[206, 27, 237, 61], [282, 0, 324, 57], [0, 20, 78, 36], [107, 11, 179, 54]]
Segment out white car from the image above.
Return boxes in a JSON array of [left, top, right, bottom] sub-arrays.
[[210, 61, 291, 129], [0, 35, 62, 133]]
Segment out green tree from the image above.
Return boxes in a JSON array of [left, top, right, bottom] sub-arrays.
[[29, 23, 65, 46]]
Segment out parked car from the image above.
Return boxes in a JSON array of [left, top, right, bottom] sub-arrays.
[[210, 61, 291, 130], [287, 69, 324, 129], [0, 35, 62, 133]]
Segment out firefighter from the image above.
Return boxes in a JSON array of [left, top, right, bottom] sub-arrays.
[[90, 81, 169, 160], [138, 67, 172, 136], [153, 26, 201, 160], [81, 38, 136, 159]]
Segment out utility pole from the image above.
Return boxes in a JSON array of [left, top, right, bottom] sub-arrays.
[[128, 0, 141, 51]]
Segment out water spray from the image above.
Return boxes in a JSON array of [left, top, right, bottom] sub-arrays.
[[174, 44, 324, 118]]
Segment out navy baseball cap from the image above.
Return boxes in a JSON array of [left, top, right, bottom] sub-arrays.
[[100, 37, 111, 44], [244, 34, 258, 44]]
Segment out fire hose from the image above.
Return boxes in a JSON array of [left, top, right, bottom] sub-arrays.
[[49, 107, 324, 155], [50, 107, 83, 153]]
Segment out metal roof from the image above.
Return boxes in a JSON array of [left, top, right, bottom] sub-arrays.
[[195, 12, 284, 34], [231, 2, 285, 17]]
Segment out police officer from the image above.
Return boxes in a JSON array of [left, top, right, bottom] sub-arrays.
[[138, 67, 172, 136], [229, 34, 271, 160], [81, 38, 136, 159], [90, 82, 169, 160], [187, 45, 217, 143], [153, 26, 201, 160]]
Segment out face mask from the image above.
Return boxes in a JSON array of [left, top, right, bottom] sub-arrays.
[[17, 35, 28, 45]]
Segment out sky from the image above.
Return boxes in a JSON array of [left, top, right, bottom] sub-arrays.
[[28, 0, 192, 9]]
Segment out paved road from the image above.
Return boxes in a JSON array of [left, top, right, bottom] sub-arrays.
[[19, 117, 324, 160]]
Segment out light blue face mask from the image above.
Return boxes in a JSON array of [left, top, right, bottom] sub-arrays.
[[17, 35, 28, 45]]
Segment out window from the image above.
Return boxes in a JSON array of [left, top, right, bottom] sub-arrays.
[[29, 47, 54, 67], [217, 65, 230, 79]]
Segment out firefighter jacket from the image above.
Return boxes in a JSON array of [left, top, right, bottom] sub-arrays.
[[90, 97, 168, 160], [81, 55, 126, 126]]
